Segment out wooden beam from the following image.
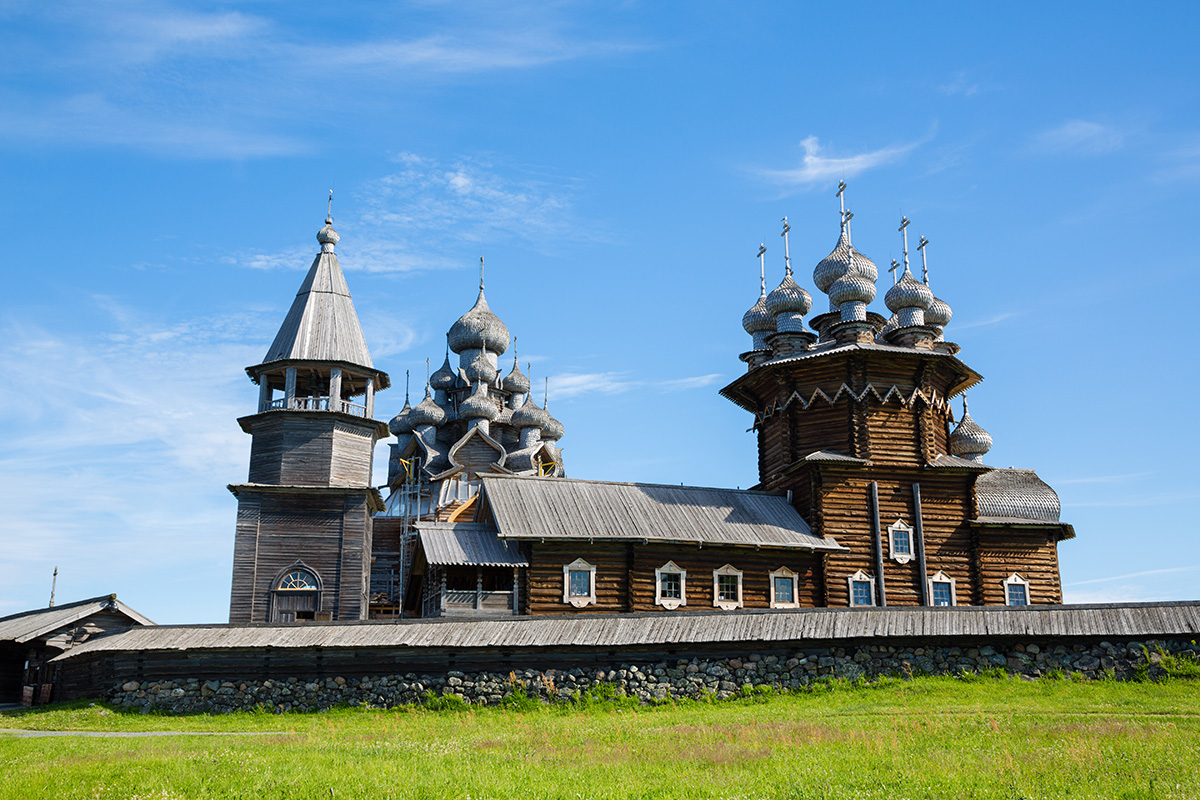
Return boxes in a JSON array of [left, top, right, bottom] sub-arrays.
[[869, 481, 887, 607]]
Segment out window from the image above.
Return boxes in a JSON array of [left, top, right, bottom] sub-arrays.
[[271, 565, 320, 623], [654, 561, 687, 610], [1004, 573, 1030, 606], [888, 519, 914, 564], [712, 564, 743, 610], [769, 566, 800, 609], [928, 570, 957, 607], [562, 558, 596, 608], [847, 569, 875, 607]]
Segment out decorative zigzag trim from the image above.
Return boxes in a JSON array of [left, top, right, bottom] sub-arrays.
[[751, 382, 949, 428]]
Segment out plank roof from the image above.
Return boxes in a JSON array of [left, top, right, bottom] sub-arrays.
[[0, 595, 153, 644], [261, 249, 374, 369], [52, 602, 1200, 660], [481, 475, 846, 552], [416, 522, 529, 567]]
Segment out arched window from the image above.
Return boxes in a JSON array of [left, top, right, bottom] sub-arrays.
[[271, 566, 321, 622]]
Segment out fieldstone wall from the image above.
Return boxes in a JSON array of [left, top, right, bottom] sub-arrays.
[[105, 637, 1200, 714]]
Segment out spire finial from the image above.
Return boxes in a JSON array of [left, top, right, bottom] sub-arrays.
[[405, 369, 410, 405], [479, 256, 485, 291], [757, 244, 766, 296], [544, 376, 549, 409], [425, 358, 430, 386], [917, 235, 930, 284], [327, 189, 333, 221], [781, 217, 792, 276], [963, 394, 969, 415], [843, 210, 855, 248], [837, 181, 849, 234], [899, 216, 912, 275], [512, 336, 519, 367]]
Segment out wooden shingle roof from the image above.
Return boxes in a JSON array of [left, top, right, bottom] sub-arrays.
[[0, 595, 152, 644], [416, 522, 529, 567], [481, 475, 846, 552]]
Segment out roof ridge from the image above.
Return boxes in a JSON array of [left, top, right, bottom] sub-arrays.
[[479, 473, 784, 496]]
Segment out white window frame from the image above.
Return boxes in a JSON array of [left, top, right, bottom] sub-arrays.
[[654, 561, 687, 610], [1003, 573, 1030, 607], [769, 566, 800, 609], [847, 569, 876, 607], [562, 558, 596, 608], [712, 564, 743, 610], [928, 570, 957, 607], [887, 519, 915, 565]]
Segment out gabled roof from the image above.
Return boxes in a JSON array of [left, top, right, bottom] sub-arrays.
[[261, 250, 374, 370], [480, 475, 846, 552], [416, 523, 529, 567], [0, 595, 153, 644]]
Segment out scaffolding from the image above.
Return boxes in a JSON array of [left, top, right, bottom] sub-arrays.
[[395, 456, 428, 619]]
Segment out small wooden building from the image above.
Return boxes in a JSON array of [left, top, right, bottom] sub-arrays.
[[0, 595, 152, 705]]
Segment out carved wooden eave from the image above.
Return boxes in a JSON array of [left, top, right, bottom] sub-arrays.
[[245, 358, 391, 391], [227, 483, 386, 513], [236, 408, 390, 437]]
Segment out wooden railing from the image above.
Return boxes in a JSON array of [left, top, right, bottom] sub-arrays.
[[443, 589, 516, 613], [263, 396, 368, 417]]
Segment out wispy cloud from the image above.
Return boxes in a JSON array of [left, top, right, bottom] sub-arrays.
[[757, 132, 930, 189], [1029, 120, 1125, 156], [939, 71, 978, 97], [950, 311, 1022, 331], [659, 374, 722, 392], [549, 371, 724, 399], [1065, 565, 1200, 588], [1054, 471, 1153, 485]]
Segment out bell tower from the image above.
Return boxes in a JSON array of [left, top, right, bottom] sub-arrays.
[[228, 209, 390, 623]]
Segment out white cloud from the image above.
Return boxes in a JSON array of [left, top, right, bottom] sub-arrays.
[[939, 71, 978, 97], [1030, 120, 1125, 156], [548, 372, 726, 399], [1064, 565, 1200, 588], [757, 134, 928, 189], [950, 311, 1022, 331], [658, 374, 722, 392]]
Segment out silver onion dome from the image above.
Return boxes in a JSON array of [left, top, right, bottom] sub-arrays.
[[949, 399, 993, 463], [511, 395, 551, 430], [460, 382, 499, 421], [814, 230, 878, 293], [316, 217, 339, 251], [463, 347, 498, 385], [542, 409, 565, 442], [766, 273, 813, 318], [447, 288, 510, 355], [876, 313, 900, 342], [388, 400, 414, 436], [828, 270, 877, 307], [885, 267, 934, 314], [430, 353, 457, 392], [925, 295, 952, 330], [408, 388, 446, 428], [741, 292, 773, 336], [503, 357, 530, 395]]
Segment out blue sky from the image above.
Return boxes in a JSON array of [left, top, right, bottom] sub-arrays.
[[2, 1, 1198, 622]]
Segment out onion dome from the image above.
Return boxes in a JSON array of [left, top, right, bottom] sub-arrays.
[[814, 230, 879, 293], [925, 295, 952, 330], [503, 356, 530, 395], [408, 387, 446, 428], [949, 398, 993, 463], [460, 382, 499, 422], [430, 352, 457, 392], [742, 292, 772, 336], [448, 287, 510, 355], [876, 313, 900, 342], [463, 347, 498, 385], [765, 272, 813, 332], [542, 409, 565, 442], [316, 217, 339, 252], [511, 395, 551, 430], [885, 267, 933, 313], [828, 269, 877, 307], [388, 399, 414, 436]]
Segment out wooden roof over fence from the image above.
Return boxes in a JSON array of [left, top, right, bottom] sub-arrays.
[[52, 602, 1200, 660], [482, 475, 846, 552], [0, 595, 153, 644]]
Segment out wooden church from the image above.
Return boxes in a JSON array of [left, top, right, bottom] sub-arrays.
[[228, 187, 1074, 624]]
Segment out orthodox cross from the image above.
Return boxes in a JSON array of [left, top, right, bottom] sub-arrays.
[[544, 376, 549, 408], [425, 358, 430, 386], [780, 217, 792, 276], [756, 244, 766, 294], [479, 256, 485, 290], [843, 210, 855, 249], [327, 189, 333, 219], [917, 235, 930, 284], [836, 181, 847, 231], [405, 369, 410, 405], [898, 216, 912, 276], [889, 259, 902, 285]]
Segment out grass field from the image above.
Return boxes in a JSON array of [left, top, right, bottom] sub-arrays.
[[2, 676, 1198, 799]]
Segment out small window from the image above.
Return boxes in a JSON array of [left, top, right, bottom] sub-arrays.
[[655, 561, 686, 610], [271, 565, 320, 623], [562, 558, 596, 608], [847, 569, 875, 607], [888, 520, 914, 564], [928, 570, 956, 607], [769, 566, 800, 609], [712, 565, 743, 610], [1004, 573, 1030, 606]]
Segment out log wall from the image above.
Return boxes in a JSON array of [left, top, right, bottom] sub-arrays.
[[246, 415, 376, 487]]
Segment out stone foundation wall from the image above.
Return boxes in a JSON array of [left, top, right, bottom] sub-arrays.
[[108, 637, 1199, 714]]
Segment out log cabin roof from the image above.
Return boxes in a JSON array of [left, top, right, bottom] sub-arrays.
[[975, 469, 1061, 523], [416, 522, 529, 567], [480, 475, 847, 552], [720, 341, 983, 413], [51, 601, 1200, 659], [0, 595, 152, 645], [260, 245, 375, 371]]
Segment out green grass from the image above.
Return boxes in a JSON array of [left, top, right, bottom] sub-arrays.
[[2, 676, 1198, 799]]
